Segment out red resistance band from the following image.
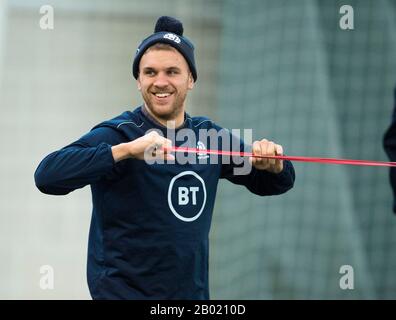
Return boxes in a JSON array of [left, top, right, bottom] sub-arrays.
[[162, 146, 396, 167]]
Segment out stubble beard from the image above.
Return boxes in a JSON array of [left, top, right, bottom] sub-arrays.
[[143, 89, 187, 122]]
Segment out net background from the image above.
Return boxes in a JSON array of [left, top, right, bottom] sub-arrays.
[[0, 0, 395, 299]]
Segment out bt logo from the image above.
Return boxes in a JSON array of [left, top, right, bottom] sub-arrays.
[[167, 171, 207, 222], [178, 186, 199, 205]]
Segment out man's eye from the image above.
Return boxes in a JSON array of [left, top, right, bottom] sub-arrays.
[[168, 70, 179, 75], [144, 70, 156, 76]]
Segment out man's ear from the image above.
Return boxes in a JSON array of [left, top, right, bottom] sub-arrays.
[[137, 76, 142, 91], [188, 73, 194, 90]]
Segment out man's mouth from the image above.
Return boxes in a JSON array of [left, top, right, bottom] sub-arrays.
[[153, 92, 172, 98]]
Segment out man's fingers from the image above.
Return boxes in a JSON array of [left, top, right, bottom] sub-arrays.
[[252, 141, 266, 165], [251, 141, 260, 165], [162, 139, 175, 161], [252, 141, 261, 156], [250, 139, 285, 173], [157, 138, 173, 159], [275, 144, 283, 156], [266, 141, 276, 166], [274, 144, 284, 173], [144, 135, 173, 160]]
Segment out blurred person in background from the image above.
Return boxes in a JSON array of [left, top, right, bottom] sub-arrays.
[[383, 87, 396, 213]]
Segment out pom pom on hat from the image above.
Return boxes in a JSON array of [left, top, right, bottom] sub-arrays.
[[154, 16, 184, 36]]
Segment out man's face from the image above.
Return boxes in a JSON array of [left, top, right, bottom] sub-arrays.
[[137, 47, 194, 122]]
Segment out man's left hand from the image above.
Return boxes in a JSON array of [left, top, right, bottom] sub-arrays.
[[250, 139, 284, 174]]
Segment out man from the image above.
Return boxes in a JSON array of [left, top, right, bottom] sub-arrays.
[[383, 87, 396, 213], [34, 16, 295, 299]]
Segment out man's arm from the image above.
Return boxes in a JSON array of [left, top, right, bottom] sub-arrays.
[[34, 127, 121, 195], [111, 131, 173, 163], [34, 129, 172, 195], [221, 138, 295, 196]]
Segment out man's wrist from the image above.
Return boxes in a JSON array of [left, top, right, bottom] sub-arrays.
[[111, 143, 132, 163]]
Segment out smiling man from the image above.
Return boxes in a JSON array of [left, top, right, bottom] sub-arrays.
[[34, 16, 295, 300], [137, 43, 193, 126]]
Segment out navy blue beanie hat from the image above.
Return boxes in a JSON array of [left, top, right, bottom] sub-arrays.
[[132, 16, 197, 82]]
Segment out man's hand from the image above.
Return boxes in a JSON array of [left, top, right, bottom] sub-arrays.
[[112, 131, 175, 163], [250, 139, 284, 173]]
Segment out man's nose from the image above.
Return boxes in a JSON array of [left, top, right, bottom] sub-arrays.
[[153, 73, 169, 88]]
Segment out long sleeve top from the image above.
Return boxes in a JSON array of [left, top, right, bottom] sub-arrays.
[[34, 106, 295, 299]]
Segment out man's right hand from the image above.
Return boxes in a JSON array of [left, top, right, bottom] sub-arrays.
[[111, 131, 174, 163]]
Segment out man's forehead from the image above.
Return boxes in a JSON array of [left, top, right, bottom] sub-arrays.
[[140, 48, 189, 68]]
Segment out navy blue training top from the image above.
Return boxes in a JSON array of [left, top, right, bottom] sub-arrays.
[[34, 106, 295, 299]]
